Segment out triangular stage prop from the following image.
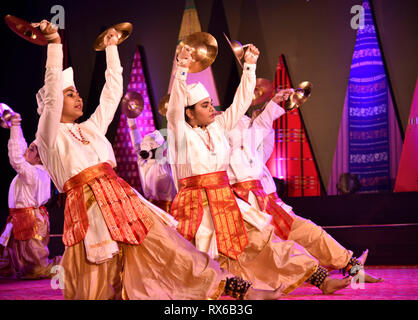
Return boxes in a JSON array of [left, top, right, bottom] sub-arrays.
[[112, 46, 157, 194], [167, 0, 219, 106], [207, 0, 241, 109], [328, 0, 403, 195], [266, 55, 323, 197], [394, 77, 418, 192]]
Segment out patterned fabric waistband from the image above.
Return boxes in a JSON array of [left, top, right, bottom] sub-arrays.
[[172, 171, 248, 260], [232, 180, 294, 240], [9, 206, 48, 241], [62, 162, 153, 247]]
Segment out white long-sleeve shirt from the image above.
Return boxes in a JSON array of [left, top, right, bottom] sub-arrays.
[[36, 44, 123, 192], [227, 100, 285, 185], [127, 118, 177, 202], [166, 64, 257, 185], [227, 101, 294, 214], [166, 63, 272, 259], [8, 125, 51, 209], [34, 44, 177, 263]]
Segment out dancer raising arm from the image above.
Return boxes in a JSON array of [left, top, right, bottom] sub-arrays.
[[166, 44, 352, 295], [35, 20, 280, 300], [0, 113, 60, 279]]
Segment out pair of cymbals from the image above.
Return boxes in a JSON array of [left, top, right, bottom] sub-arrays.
[[5, 15, 132, 50], [176, 32, 218, 73], [284, 81, 313, 111], [121, 91, 144, 118], [251, 79, 313, 109]]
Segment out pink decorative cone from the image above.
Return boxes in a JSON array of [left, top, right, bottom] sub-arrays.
[[394, 77, 418, 192]]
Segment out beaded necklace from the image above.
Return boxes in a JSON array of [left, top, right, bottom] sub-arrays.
[[68, 124, 90, 145], [195, 126, 216, 156]]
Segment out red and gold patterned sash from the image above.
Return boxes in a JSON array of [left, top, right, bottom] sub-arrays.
[[9, 206, 48, 241], [62, 162, 153, 247], [171, 171, 248, 260], [232, 180, 294, 240]]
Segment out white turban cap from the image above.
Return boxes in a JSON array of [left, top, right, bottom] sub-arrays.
[[36, 67, 75, 115], [186, 82, 210, 107], [140, 130, 166, 152]]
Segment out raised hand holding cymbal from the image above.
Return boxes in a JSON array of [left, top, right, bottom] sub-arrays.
[[176, 44, 195, 68], [244, 44, 260, 65], [272, 89, 294, 104], [10, 113, 22, 127], [103, 28, 119, 47], [36, 19, 61, 44]]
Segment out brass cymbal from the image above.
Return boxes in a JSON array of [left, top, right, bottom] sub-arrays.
[[177, 32, 218, 73], [251, 78, 274, 106], [158, 94, 170, 116], [4, 15, 48, 46], [223, 33, 247, 68], [284, 81, 313, 111], [0, 102, 16, 129], [94, 22, 132, 51], [121, 91, 144, 118]]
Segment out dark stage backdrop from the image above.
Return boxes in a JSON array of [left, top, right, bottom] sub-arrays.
[[0, 0, 417, 220]]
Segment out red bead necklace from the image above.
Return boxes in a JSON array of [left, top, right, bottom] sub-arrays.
[[68, 124, 90, 145]]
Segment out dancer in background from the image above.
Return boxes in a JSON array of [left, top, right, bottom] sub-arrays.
[[35, 19, 280, 300], [167, 43, 352, 295], [0, 113, 60, 279], [228, 94, 383, 283], [127, 118, 176, 212]]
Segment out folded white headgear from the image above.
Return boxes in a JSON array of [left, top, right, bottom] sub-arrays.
[[140, 130, 166, 152], [36, 67, 75, 115], [186, 82, 210, 107]]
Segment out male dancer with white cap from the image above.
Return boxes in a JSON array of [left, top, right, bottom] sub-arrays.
[[127, 118, 177, 212], [0, 113, 60, 279], [227, 95, 383, 283], [167, 44, 352, 295], [34, 19, 281, 300]]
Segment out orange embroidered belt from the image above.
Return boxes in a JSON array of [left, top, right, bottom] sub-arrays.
[[62, 162, 153, 247], [170, 171, 248, 260], [232, 180, 294, 240], [8, 206, 48, 241], [149, 199, 173, 213]]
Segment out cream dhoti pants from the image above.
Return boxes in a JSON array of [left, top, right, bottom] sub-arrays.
[[60, 186, 229, 300], [249, 192, 353, 270]]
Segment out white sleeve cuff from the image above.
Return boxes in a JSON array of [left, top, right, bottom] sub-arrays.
[[175, 66, 189, 81], [243, 62, 256, 74]]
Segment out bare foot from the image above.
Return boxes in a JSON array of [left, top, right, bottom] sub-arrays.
[[357, 269, 384, 283], [355, 250, 384, 283], [357, 249, 369, 266], [245, 284, 284, 300], [319, 276, 351, 294]]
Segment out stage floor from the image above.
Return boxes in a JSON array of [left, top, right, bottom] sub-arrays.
[[0, 266, 417, 300]]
